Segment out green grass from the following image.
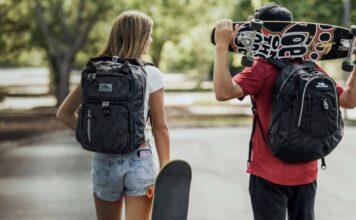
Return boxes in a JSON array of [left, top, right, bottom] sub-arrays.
[[344, 119, 356, 126], [192, 98, 220, 105]]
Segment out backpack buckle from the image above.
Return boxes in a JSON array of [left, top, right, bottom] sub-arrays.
[[112, 56, 119, 63], [102, 101, 111, 116], [87, 73, 96, 81]]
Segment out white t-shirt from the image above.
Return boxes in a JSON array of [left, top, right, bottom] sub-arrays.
[[143, 65, 165, 139]]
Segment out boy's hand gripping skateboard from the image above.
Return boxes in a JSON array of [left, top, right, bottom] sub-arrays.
[[151, 160, 192, 220], [211, 19, 356, 71]]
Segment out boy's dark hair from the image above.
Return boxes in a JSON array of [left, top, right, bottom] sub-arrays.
[[254, 3, 293, 21]]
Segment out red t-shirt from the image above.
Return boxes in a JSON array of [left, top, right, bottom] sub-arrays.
[[233, 58, 344, 186]]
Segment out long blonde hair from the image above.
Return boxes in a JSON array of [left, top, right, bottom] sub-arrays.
[[101, 11, 153, 59]]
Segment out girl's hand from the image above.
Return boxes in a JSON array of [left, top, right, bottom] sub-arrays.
[[159, 160, 170, 169], [214, 19, 238, 48]]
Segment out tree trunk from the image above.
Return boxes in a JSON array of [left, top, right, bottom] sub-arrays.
[[151, 41, 165, 67], [52, 58, 72, 106], [33, 0, 108, 107]]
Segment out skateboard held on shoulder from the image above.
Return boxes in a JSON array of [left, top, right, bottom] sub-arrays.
[[211, 19, 356, 71], [151, 160, 192, 220]]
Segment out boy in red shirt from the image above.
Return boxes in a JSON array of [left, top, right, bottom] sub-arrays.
[[214, 3, 356, 220]]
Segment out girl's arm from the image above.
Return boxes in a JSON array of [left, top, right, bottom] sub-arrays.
[[149, 88, 170, 169], [56, 84, 82, 130]]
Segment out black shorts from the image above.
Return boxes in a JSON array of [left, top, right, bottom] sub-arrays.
[[249, 174, 317, 220]]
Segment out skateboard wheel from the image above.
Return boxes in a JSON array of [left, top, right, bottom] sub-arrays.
[[241, 56, 254, 67], [249, 19, 263, 31], [351, 25, 356, 36], [342, 61, 354, 72]]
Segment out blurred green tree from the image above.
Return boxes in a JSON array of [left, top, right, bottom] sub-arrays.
[[273, 0, 345, 25], [158, 0, 228, 78], [1, 0, 355, 99], [0, 0, 31, 65], [127, 0, 215, 67], [32, 0, 113, 106], [1, 0, 113, 106]]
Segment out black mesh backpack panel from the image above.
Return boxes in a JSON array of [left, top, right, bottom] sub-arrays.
[[75, 56, 147, 154], [248, 59, 343, 167]]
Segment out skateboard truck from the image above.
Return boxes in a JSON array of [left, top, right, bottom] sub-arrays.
[[241, 19, 264, 67], [342, 25, 356, 72]]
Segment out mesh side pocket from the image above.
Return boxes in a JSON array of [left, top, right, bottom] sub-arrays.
[[75, 105, 84, 143], [133, 109, 146, 147]]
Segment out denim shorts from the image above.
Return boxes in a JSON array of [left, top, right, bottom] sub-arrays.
[[91, 145, 157, 201]]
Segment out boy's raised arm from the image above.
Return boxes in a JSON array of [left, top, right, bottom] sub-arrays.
[[213, 19, 244, 101]]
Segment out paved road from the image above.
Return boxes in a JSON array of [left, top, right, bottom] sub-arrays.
[[0, 127, 356, 220]]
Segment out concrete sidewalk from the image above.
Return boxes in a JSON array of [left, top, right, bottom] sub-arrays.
[[1, 127, 356, 220], [2, 91, 356, 121]]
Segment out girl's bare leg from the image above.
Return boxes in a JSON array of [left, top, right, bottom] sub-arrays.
[[124, 195, 152, 220], [93, 193, 123, 220]]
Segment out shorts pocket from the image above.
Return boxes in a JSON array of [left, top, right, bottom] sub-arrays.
[[91, 157, 112, 187], [125, 159, 156, 192], [132, 147, 154, 161], [129, 156, 156, 179]]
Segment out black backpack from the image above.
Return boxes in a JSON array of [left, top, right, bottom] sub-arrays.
[[75, 56, 149, 154], [248, 59, 344, 168]]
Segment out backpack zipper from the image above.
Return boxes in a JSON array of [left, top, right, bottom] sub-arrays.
[[298, 77, 338, 127], [322, 97, 329, 110], [83, 99, 129, 105], [86, 72, 129, 79], [87, 109, 92, 143]]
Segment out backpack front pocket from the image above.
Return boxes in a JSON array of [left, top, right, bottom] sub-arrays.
[[82, 102, 130, 153], [299, 92, 338, 137], [298, 77, 339, 137]]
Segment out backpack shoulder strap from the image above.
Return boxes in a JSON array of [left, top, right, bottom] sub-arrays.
[[303, 60, 316, 69], [143, 61, 155, 67], [267, 58, 291, 69], [142, 61, 154, 124], [247, 96, 268, 164]]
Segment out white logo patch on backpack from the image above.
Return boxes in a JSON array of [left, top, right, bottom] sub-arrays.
[[316, 82, 329, 88], [98, 83, 113, 92]]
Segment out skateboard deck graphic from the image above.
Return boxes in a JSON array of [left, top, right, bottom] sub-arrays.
[[151, 160, 192, 220], [211, 21, 355, 62]]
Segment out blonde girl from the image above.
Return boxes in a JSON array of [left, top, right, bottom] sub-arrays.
[[56, 10, 170, 220]]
